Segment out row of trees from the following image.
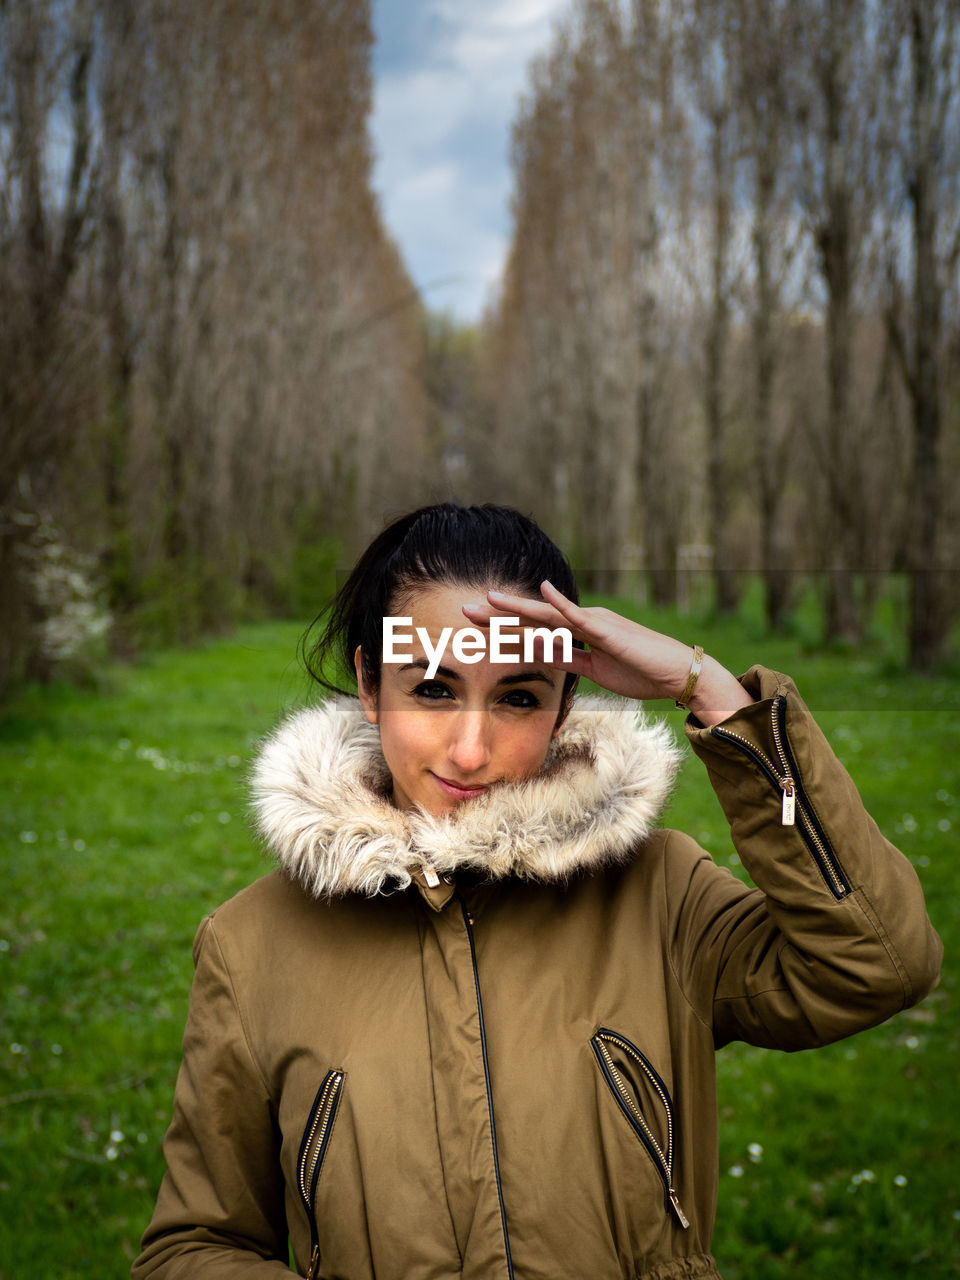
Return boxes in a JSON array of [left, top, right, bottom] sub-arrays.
[[0, 0, 430, 693], [3, 0, 957, 689], [470, 0, 959, 667]]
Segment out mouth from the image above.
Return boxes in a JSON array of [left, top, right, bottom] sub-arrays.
[[432, 774, 491, 801]]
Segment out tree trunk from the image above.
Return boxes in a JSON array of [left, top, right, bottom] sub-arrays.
[[705, 110, 739, 615], [906, 0, 945, 671], [820, 0, 865, 645], [753, 151, 790, 632], [101, 0, 135, 616]]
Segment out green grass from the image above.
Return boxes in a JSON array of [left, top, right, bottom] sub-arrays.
[[1, 596, 958, 1278]]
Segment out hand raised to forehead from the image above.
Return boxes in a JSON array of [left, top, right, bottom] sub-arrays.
[[461, 581, 753, 725]]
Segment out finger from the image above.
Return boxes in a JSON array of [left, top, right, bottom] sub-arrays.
[[479, 589, 570, 629], [484, 586, 614, 652], [486, 586, 557, 615], [458, 602, 560, 632], [539, 579, 599, 625], [526, 634, 594, 678], [460, 599, 518, 624], [538, 580, 618, 648]]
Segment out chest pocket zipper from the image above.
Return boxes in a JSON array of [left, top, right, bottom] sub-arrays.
[[590, 1029, 689, 1230], [297, 1069, 345, 1279]]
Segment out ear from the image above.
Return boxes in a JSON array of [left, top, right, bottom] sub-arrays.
[[354, 646, 379, 725]]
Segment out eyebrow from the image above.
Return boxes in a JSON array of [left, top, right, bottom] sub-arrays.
[[397, 660, 556, 688]]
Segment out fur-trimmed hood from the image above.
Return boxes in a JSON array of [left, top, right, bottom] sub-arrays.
[[251, 694, 684, 899]]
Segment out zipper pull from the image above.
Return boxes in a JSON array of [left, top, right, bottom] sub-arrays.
[[306, 1244, 320, 1279], [668, 1187, 690, 1229], [421, 861, 440, 888], [780, 780, 796, 826]]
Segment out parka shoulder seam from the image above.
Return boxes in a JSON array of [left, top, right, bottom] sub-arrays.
[[191, 912, 214, 966], [204, 913, 274, 1100]]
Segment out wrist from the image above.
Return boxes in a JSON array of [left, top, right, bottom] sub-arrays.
[[684, 654, 755, 726], [674, 644, 704, 709]]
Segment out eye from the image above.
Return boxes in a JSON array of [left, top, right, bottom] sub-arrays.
[[413, 680, 453, 701], [500, 688, 542, 709]]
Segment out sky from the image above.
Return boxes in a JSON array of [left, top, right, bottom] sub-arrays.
[[370, 0, 572, 324]]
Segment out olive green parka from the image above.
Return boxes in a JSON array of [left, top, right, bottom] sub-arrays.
[[133, 668, 942, 1280]]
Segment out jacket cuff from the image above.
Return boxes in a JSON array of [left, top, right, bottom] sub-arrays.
[[681, 663, 942, 1020], [682, 664, 863, 878], [683, 665, 799, 796]]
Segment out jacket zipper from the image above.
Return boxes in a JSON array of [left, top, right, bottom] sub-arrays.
[[711, 694, 851, 900], [590, 1029, 689, 1229], [298, 1068, 345, 1280], [456, 891, 516, 1279]]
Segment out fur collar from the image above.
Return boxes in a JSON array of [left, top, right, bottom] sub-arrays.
[[251, 695, 683, 898]]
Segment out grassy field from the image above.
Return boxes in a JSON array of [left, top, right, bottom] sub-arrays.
[[1, 589, 958, 1278]]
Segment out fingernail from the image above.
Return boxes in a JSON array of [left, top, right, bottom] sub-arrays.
[[463, 601, 484, 610]]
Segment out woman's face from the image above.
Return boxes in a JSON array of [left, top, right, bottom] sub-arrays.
[[355, 581, 568, 817]]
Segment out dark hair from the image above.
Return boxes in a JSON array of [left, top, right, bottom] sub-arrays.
[[301, 502, 581, 701]]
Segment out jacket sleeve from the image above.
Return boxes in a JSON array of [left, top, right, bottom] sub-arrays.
[[132, 915, 291, 1278], [667, 665, 942, 1051]]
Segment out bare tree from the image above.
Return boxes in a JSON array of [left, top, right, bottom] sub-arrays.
[[0, 0, 433, 692], [680, 0, 745, 613], [0, 0, 99, 687], [492, 0, 694, 596], [787, 0, 895, 643], [881, 0, 960, 669], [731, 0, 803, 631]]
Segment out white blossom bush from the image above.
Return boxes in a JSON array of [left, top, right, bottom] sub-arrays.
[[14, 511, 112, 672]]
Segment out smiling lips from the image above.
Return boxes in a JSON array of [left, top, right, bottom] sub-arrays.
[[432, 773, 491, 801]]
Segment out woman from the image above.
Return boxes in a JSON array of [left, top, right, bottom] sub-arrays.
[[133, 502, 941, 1280]]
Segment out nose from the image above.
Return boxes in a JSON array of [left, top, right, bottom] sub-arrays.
[[446, 708, 492, 776]]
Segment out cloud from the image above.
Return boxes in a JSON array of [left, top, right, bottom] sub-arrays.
[[371, 0, 569, 320], [437, 0, 567, 87]]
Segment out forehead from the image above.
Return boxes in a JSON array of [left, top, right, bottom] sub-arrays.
[[391, 581, 497, 627]]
